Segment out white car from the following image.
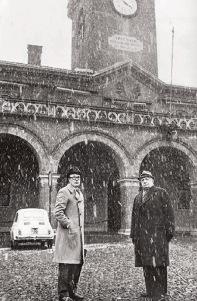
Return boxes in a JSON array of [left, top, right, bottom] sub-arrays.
[[10, 208, 54, 249]]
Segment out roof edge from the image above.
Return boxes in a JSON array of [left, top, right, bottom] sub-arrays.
[[93, 60, 197, 93]]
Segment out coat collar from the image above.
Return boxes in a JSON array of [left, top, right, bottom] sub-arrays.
[[139, 185, 156, 205], [67, 183, 75, 194], [66, 183, 82, 202]]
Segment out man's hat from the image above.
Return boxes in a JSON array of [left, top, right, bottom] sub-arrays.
[[67, 166, 81, 179], [138, 170, 154, 180]]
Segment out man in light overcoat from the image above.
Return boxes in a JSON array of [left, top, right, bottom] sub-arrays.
[[53, 166, 85, 301], [130, 171, 175, 301]]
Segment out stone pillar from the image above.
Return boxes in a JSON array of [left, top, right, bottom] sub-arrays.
[[39, 174, 49, 211], [50, 174, 60, 228], [118, 177, 139, 235], [39, 173, 60, 228], [190, 181, 197, 236]]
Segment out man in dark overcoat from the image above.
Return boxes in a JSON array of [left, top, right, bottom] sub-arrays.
[[53, 166, 85, 301], [130, 171, 175, 301]]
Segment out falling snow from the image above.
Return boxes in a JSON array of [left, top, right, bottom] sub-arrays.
[[0, 237, 196, 300]]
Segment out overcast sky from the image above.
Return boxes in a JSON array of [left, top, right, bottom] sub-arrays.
[[0, 0, 196, 87]]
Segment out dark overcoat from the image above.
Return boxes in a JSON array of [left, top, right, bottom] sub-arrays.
[[130, 186, 175, 267], [53, 183, 84, 264]]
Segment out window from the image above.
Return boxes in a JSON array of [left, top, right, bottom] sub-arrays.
[[14, 213, 18, 223]]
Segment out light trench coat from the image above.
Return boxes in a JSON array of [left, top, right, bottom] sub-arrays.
[[53, 183, 84, 264]]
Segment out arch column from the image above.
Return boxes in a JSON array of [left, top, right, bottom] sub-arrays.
[[118, 177, 139, 235], [39, 173, 60, 228], [39, 174, 50, 211], [50, 174, 60, 228], [190, 177, 197, 236]]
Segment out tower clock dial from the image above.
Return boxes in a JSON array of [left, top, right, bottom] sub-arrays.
[[112, 0, 137, 16]]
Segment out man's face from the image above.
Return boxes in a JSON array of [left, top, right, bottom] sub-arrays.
[[68, 174, 81, 188], [140, 177, 154, 189]]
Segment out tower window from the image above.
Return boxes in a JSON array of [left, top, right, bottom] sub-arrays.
[[76, 8, 85, 48]]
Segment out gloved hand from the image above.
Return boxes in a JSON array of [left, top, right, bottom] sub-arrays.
[[166, 232, 173, 242]]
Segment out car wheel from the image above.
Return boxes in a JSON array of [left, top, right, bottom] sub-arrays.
[[41, 241, 45, 248], [11, 240, 18, 250], [47, 240, 53, 249]]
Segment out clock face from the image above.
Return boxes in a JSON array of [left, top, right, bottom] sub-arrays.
[[112, 0, 137, 16]]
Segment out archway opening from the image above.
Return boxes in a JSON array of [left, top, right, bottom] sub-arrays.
[[140, 146, 192, 232], [0, 134, 39, 229], [57, 141, 121, 233]]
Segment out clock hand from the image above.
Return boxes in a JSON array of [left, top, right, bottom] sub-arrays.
[[122, 0, 133, 9]]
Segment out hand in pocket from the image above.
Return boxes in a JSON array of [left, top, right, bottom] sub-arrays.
[[68, 231, 78, 249]]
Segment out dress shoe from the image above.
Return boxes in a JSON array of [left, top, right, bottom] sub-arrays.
[[140, 292, 150, 297], [72, 293, 84, 301], [151, 295, 166, 301], [158, 295, 166, 301], [59, 296, 73, 301]]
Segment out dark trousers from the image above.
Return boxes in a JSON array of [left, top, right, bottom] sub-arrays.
[[143, 266, 167, 298], [58, 263, 83, 298]]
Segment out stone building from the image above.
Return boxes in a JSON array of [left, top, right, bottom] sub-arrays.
[[0, 0, 197, 241]]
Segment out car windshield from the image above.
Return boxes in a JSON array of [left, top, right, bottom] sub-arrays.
[[20, 211, 47, 224]]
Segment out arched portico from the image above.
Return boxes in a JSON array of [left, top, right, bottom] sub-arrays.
[[52, 131, 133, 234], [0, 123, 50, 173], [52, 131, 131, 178], [132, 138, 197, 177], [132, 137, 197, 234], [0, 124, 53, 218]]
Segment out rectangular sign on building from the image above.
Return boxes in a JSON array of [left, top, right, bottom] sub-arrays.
[[108, 35, 143, 52]]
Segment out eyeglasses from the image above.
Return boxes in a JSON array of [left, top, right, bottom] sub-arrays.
[[69, 176, 81, 180]]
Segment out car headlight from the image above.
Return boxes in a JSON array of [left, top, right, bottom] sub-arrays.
[[18, 229, 22, 236], [48, 230, 51, 235]]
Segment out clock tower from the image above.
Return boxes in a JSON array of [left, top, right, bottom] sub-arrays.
[[67, 0, 158, 75]]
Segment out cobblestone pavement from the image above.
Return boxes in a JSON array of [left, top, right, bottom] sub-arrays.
[[0, 237, 196, 300]]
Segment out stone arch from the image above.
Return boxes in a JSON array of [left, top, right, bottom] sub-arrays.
[[132, 138, 197, 181], [133, 138, 197, 232], [52, 131, 131, 178], [0, 123, 50, 173]]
